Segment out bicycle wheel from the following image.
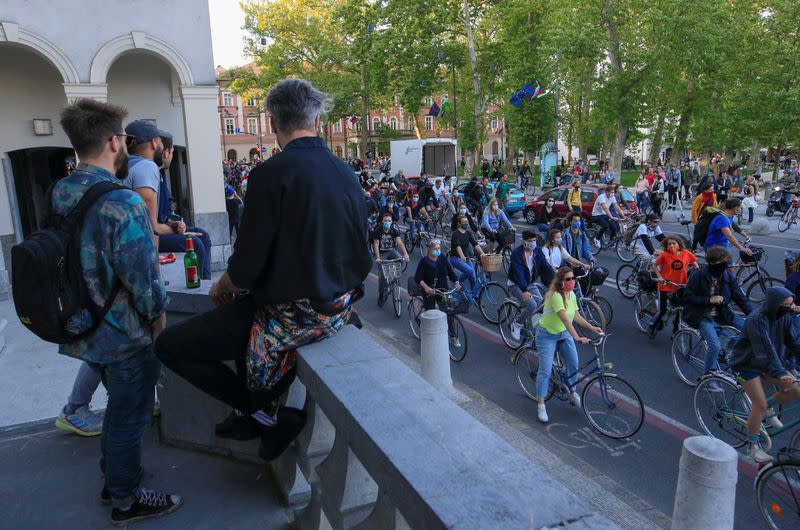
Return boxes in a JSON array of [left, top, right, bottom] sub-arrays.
[[448, 316, 468, 362], [790, 429, 800, 452], [717, 325, 741, 371], [747, 276, 784, 305], [502, 246, 512, 276], [392, 282, 402, 318], [581, 374, 645, 439], [615, 264, 639, 299], [593, 296, 614, 327], [417, 233, 430, 259], [778, 209, 794, 232], [694, 374, 750, 448], [757, 462, 800, 530], [498, 300, 525, 350], [478, 282, 508, 324], [578, 300, 605, 341], [586, 227, 602, 255], [513, 347, 554, 401], [671, 329, 707, 386], [408, 297, 424, 339], [633, 291, 659, 333], [615, 239, 636, 263]]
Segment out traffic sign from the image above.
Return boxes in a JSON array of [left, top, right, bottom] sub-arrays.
[[235, 127, 240, 134], [261, 147, 267, 153]]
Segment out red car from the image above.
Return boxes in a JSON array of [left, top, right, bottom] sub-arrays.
[[522, 184, 638, 225]]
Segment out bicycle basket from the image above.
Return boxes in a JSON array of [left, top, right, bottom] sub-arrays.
[[740, 247, 764, 264], [637, 270, 658, 292], [444, 294, 470, 315], [480, 253, 503, 272], [590, 266, 609, 286], [380, 261, 403, 281], [406, 277, 423, 297]]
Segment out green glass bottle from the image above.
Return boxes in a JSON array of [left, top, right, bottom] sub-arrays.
[[184, 236, 201, 289]]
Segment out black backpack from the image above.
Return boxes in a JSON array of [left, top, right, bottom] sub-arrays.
[[693, 208, 724, 248], [12, 181, 123, 344]]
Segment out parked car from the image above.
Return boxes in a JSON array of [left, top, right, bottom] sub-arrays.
[[522, 184, 638, 225], [453, 182, 526, 217]]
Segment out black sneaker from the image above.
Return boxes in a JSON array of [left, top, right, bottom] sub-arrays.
[[258, 407, 306, 461], [111, 487, 183, 527], [215, 411, 261, 440], [647, 324, 657, 340], [101, 466, 144, 505]]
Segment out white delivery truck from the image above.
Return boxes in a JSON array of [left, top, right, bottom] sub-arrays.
[[390, 138, 458, 178]]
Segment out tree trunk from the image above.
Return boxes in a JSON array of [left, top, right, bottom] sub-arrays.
[[578, 75, 591, 162], [359, 63, 369, 161], [649, 111, 666, 167], [602, 1, 626, 176], [566, 118, 573, 167], [461, 0, 486, 180], [670, 80, 694, 166], [746, 141, 759, 170], [464, 151, 475, 179], [609, 115, 627, 177], [601, 130, 610, 162], [412, 114, 423, 140]]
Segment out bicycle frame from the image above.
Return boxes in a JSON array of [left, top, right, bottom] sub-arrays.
[[553, 336, 615, 401], [715, 381, 800, 447]]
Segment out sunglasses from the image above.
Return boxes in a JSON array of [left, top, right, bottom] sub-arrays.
[[563, 276, 575, 281]]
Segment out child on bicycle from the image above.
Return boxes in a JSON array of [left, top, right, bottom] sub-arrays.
[[648, 236, 698, 338], [731, 286, 800, 463]]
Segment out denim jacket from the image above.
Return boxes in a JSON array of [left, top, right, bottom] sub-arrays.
[[561, 228, 594, 264], [51, 163, 166, 364]]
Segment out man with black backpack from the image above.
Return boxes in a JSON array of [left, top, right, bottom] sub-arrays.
[[16, 100, 181, 525]]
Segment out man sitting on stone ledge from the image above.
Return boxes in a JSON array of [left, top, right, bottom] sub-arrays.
[[155, 78, 371, 460]]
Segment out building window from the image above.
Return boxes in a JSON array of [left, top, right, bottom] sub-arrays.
[[425, 116, 433, 130], [224, 118, 235, 135], [424, 96, 433, 106], [247, 117, 258, 135], [492, 141, 499, 156], [246, 97, 258, 107], [389, 117, 397, 130], [372, 117, 381, 130], [222, 92, 234, 106], [333, 120, 342, 133], [490, 117, 498, 130]]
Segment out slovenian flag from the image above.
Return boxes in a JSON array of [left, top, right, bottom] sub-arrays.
[[439, 101, 450, 117]]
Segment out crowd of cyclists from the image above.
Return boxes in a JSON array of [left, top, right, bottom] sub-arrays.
[[362, 160, 800, 468]]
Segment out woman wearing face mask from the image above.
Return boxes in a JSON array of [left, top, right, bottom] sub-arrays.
[[561, 213, 594, 265], [648, 236, 698, 338], [481, 198, 515, 253], [541, 230, 590, 278], [682, 246, 752, 375], [534, 267, 603, 423], [449, 215, 487, 299], [536, 198, 559, 233], [730, 286, 800, 463], [451, 205, 484, 239]]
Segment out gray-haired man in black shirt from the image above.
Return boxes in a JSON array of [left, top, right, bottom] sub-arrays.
[[156, 79, 370, 460]]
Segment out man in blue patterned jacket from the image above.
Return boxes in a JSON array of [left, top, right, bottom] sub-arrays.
[[53, 99, 181, 526]]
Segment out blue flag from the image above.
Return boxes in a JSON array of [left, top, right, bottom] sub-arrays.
[[428, 102, 441, 116]]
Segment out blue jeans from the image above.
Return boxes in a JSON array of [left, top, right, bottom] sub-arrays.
[[89, 346, 160, 509], [449, 257, 478, 297], [534, 328, 579, 399], [509, 283, 544, 327], [698, 315, 744, 373], [159, 227, 212, 280], [590, 215, 618, 239], [536, 223, 551, 234], [406, 219, 425, 242], [64, 361, 103, 414]]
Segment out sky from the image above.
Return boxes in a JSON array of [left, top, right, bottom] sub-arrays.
[[208, 0, 249, 68]]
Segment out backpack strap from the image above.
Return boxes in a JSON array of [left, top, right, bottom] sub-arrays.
[[64, 180, 124, 230]]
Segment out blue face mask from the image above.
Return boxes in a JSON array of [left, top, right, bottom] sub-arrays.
[[571, 220, 581, 230], [526, 242, 537, 251], [383, 221, 392, 230], [431, 250, 441, 258]]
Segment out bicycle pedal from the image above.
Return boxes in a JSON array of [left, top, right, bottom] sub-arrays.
[[603, 362, 613, 370]]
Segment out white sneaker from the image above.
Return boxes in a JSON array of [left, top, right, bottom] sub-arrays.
[[510, 322, 522, 341], [748, 443, 774, 463], [569, 391, 581, 408], [449, 336, 462, 348], [765, 408, 783, 429], [537, 403, 549, 423]]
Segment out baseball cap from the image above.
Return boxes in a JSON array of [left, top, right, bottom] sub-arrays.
[[125, 120, 169, 145], [225, 186, 234, 195]]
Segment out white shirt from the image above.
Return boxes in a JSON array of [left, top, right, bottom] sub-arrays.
[[542, 245, 570, 269], [592, 193, 616, 217], [433, 183, 447, 200], [632, 223, 663, 251]]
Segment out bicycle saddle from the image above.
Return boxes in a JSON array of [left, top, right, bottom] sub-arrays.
[[680, 219, 692, 225]]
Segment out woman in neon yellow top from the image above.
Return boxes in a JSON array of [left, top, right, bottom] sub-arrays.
[[534, 266, 602, 423]]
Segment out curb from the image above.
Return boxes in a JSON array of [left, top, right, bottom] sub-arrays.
[[360, 320, 671, 530]]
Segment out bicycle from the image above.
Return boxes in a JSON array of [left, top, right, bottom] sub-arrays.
[[578, 266, 613, 327], [451, 257, 508, 324], [732, 244, 784, 304], [586, 214, 642, 256], [755, 446, 800, 529], [778, 198, 800, 233], [407, 286, 469, 362], [512, 333, 645, 439], [377, 258, 407, 318], [615, 254, 655, 299], [672, 324, 740, 387], [694, 372, 800, 454], [632, 280, 685, 334]]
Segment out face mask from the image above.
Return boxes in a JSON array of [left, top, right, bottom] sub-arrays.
[[492, 204, 499, 211], [383, 221, 392, 230], [777, 306, 792, 318], [554, 238, 563, 246], [546, 201, 554, 207], [461, 223, 470, 230], [526, 241, 536, 251], [563, 279, 576, 292], [412, 197, 419, 203], [459, 207, 467, 215], [431, 250, 441, 258], [571, 220, 581, 230], [387, 201, 395, 207], [709, 262, 727, 277], [668, 243, 679, 254]]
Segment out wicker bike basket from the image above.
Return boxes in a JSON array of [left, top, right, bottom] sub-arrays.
[[481, 253, 503, 272], [380, 260, 403, 281]]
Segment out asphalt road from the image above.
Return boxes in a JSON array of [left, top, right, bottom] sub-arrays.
[[357, 215, 800, 529]]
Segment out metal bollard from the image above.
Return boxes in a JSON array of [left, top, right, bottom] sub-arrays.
[[419, 309, 452, 396], [671, 436, 738, 530]]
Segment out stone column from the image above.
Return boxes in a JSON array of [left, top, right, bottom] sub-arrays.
[[180, 86, 230, 270]]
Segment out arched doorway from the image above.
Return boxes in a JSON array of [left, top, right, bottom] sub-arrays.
[[227, 149, 238, 161], [491, 141, 499, 158]]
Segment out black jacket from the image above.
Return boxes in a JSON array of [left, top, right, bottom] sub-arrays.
[[227, 136, 371, 305], [682, 266, 752, 327]]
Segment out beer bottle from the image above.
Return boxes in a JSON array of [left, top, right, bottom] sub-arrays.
[[184, 236, 201, 289]]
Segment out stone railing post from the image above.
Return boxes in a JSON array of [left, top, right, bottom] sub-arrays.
[[419, 309, 452, 396]]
